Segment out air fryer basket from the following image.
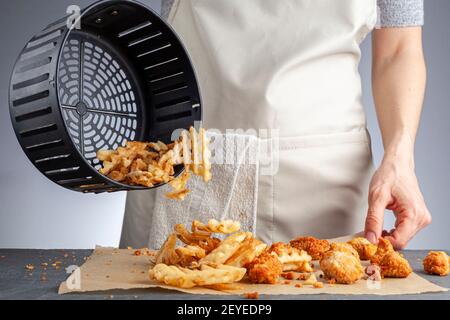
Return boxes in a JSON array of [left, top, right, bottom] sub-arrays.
[[9, 0, 202, 193]]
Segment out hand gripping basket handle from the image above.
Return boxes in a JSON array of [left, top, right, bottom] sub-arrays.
[[9, 0, 202, 193]]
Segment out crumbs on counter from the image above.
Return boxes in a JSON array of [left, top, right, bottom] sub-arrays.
[[243, 292, 259, 299]]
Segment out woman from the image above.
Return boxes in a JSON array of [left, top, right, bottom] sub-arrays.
[[120, 0, 431, 249]]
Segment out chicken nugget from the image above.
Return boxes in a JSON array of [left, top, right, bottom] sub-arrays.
[[320, 250, 364, 284], [290, 236, 330, 260], [423, 251, 449, 276], [246, 252, 283, 284], [329, 242, 360, 259], [379, 251, 412, 278], [347, 237, 378, 260], [370, 237, 394, 265]]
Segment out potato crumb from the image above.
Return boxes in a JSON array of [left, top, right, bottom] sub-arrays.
[[313, 282, 324, 289], [281, 272, 297, 280], [295, 283, 303, 288]]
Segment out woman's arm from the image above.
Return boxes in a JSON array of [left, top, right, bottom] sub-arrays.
[[364, 27, 431, 249]]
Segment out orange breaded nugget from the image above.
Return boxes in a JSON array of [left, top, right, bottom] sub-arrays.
[[290, 236, 330, 260], [423, 251, 449, 276], [320, 250, 364, 284], [347, 237, 378, 260], [370, 237, 394, 265], [379, 251, 412, 278], [246, 252, 282, 284], [329, 242, 360, 259]]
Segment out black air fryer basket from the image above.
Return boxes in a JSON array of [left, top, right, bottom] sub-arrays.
[[9, 0, 202, 193]]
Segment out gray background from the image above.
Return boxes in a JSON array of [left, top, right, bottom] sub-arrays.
[[0, 0, 448, 249]]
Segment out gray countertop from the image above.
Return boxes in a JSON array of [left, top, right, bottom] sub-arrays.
[[0, 249, 448, 300]]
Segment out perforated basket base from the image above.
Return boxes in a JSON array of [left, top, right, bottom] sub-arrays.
[[58, 31, 144, 170]]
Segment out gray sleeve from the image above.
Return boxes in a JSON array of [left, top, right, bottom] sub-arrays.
[[161, 0, 175, 20], [377, 0, 424, 27]]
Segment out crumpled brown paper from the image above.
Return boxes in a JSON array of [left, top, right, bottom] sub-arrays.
[[59, 246, 447, 296]]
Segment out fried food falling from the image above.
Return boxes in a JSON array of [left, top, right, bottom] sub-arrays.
[[370, 237, 394, 265], [246, 251, 283, 284], [149, 263, 246, 289], [96, 126, 212, 200], [267, 242, 313, 272], [290, 236, 330, 260], [423, 251, 450, 276], [347, 237, 377, 261], [192, 219, 241, 234], [320, 250, 364, 284], [329, 242, 360, 259], [379, 251, 412, 278]]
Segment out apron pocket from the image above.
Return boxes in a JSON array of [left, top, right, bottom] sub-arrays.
[[260, 130, 374, 243]]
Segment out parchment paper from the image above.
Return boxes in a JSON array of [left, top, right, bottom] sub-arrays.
[[59, 247, 448, 296]]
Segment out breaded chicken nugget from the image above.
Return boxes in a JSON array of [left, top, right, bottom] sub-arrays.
[[246, 251, 283, 284], [319, 250, 364, 284], [290, 236, 330, 260], [379, 251, 412, 278], [423, 251, 450, 276], [370, 237, 394, 265], [329, 242, 360, 259], [347, 237, 378, 260]]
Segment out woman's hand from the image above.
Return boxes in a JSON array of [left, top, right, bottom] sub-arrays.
[[364, 136, 431, 249], [369, 27, 429, 249]]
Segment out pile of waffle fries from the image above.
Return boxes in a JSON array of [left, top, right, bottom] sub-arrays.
[[96, 126, 211, 200]]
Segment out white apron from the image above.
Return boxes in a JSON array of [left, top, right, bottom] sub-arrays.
[[120, 0, 377, 248]]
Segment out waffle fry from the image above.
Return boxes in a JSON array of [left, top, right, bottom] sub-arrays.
[[200, 128, 212, 182], [155, 233, 180, 265], [189, 127, 200, 175], [192, 219, 241, 234], [199, 232, 251, 265], [96, 126, 212, 201], [268, 242, 313, 272], [149, 263, 246, 289], [225, 238, 267, 268]]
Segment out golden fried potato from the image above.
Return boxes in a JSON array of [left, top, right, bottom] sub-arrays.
[[320, 250, 364, 284], [155, 233, 179, 265], [246, 252, 283, 284], [225, 237, 267, 268], [379, 252, 412, 278], [97, 126, 212, 201], [175, 223, 211, 245], [191, 219, 241, 235], [347, 237, 377, 260], [200, 232, 251, 265], [290, 236, 330, 260], [149, 263, 246, 289], [207, 219, 241, 234], [175, 245, 206, 268], [268, 242, 313, 272], [423, 251, 449, 276]]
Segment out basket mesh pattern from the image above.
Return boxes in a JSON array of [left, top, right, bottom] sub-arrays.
[[58, 34, 139, 169]]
